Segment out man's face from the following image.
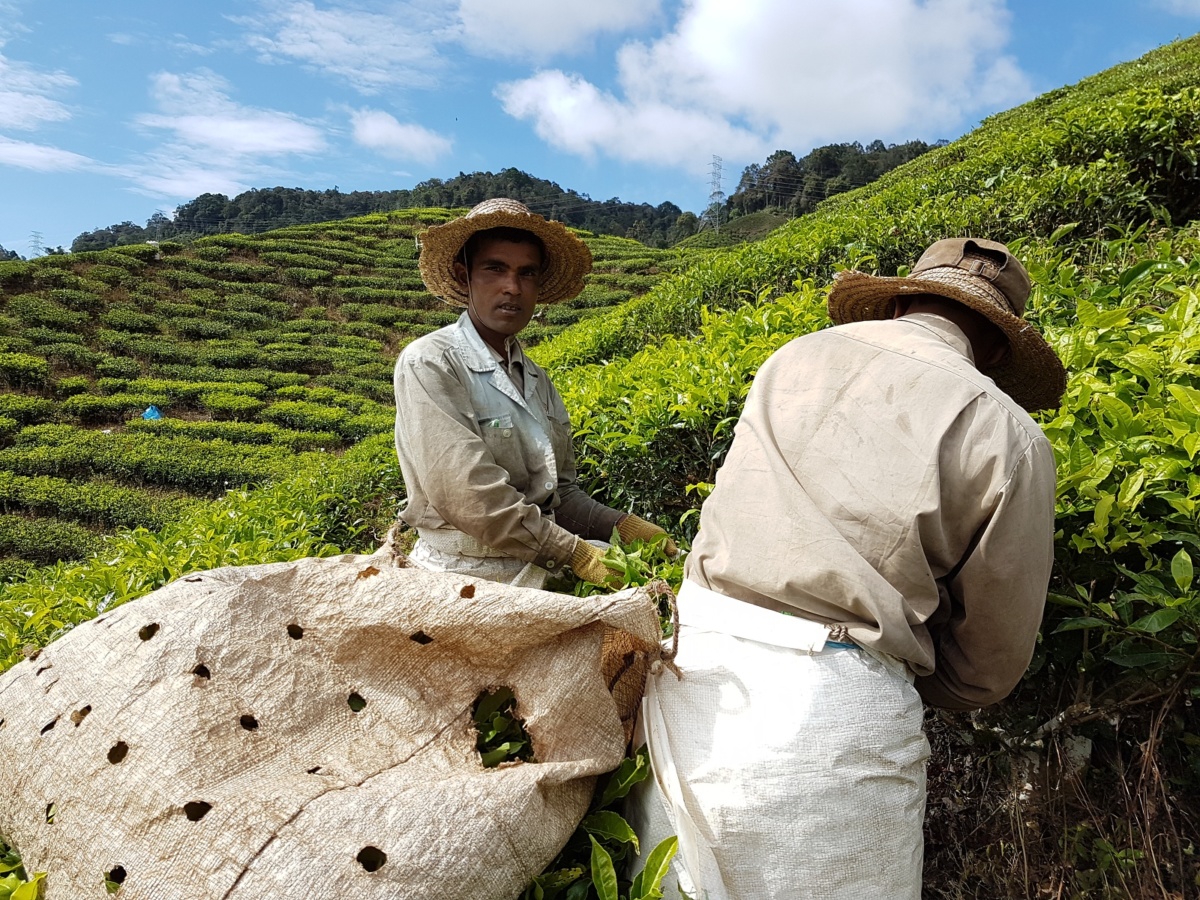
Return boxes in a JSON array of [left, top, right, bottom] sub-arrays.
[[455, 237, 542, 348]]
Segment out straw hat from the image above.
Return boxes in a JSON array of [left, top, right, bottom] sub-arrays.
[[827, 238, 1066, 411], [417, 198, 592, 306]]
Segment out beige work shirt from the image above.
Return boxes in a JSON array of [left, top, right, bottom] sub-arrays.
[[686, 313, 1057, 710], [393, 313, 624, 573]]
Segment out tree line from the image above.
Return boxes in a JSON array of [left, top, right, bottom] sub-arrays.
[[70, 170, 688, 251], [63, 142, 936, 255], [725, 139, 941, 220]]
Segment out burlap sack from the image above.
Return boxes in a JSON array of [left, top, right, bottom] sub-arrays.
[[0, 551, 664, 899]]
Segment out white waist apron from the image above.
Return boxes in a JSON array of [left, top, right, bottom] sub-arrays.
[[626, 580, 929, 900], [410, 528, 609, 591], [409, 528, 549, 588]]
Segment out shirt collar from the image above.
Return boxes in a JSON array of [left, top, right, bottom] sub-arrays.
[[484, 335, 525, 369], [898, 312, 975, 366]]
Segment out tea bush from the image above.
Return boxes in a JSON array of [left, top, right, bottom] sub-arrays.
[[0, 353, 48, 389]]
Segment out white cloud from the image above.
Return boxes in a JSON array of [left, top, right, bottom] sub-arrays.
[[235, 0, 450, 94], [350, 108, 451, 163], [127, 70, 327, 198], [0, 52, 76, 130], [0, 135, 92, 172], [1152, 0, 1200, 14], [501, 71, 762, 167], [457, 0, 661, 59], [137, 70, 326, 156], [498, 0, 1033, 169]]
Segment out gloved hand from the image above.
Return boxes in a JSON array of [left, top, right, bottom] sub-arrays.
[[570, 538, 622, 588], [616, 514, 678, 557]]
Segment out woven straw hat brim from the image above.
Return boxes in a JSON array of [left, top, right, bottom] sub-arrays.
[[828, 269, 1066, 412], [418, 209, 592, 306]]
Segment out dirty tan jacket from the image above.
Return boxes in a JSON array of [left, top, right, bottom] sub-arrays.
[[393, 313, 624, 574], [685, 313, 1057, 710]]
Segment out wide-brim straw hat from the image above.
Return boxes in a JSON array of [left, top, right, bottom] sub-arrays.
[[827, 237, 1066, 412], [417, 198, 592, 306]]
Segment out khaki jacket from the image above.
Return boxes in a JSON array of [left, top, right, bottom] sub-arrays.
[[686, 313, 1057, 710], [393, 313, 623, 573]]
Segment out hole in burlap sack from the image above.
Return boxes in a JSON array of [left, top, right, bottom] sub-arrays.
[[35, 664, 51, 676], [287, 623, 304, 639], [183, 801, 212, 822], [356, 846, 387, 872], [307, 766, 322, 774], [107, 865, 127, 886], [108, 741, 129, 764], [71, 705, 91, 726], [347, 692, 367, 712], [138, 623, 159, 641], [45, 801, 56, 824], [240, 714, 259, 731], [473, 687, 535, 767], [40, 717, 57, 735], [460, 584, 475, 598], [410, 630, 433, 645], [192, 664, 211, 679]]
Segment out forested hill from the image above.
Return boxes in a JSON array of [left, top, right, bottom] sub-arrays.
[[71, 170, 689, 252], [70, 141, 935, 255], [725, 139, 939, 219]]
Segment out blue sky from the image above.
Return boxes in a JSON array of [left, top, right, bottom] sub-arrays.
[[1, 0, 1198, 254]]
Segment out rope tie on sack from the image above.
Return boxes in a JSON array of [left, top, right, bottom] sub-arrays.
[[647, 579, 682, 679]]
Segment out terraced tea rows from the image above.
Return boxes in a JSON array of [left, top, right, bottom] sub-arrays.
[[0, 209, 681, 576]]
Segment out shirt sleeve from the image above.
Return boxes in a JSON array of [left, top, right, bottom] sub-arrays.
[[550, 392, 626, 542], [915, 435, 1057, 710], [394, 350, 578, 572]]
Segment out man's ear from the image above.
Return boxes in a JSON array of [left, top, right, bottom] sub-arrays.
[[890, 296, 910, 319], [452, 260, 469, 288]]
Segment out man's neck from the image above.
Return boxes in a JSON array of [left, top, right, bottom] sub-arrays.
[[467, 310, 513, 360]]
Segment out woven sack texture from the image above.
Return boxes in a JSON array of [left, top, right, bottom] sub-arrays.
[[0, 552, 662, 899]]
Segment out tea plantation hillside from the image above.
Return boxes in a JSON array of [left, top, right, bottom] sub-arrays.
[[0, 211, 681, 578], [4, 33, 1200, 898]]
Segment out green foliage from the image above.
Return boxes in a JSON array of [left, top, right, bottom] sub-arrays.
[[6, 294, 86, 330], [202, 391, 266, 420], [261, 400, 350, 432], [522, 748, 677, 900], [0, 396, 54, 427], [0, 513, 96, 564], [0, 424, 299, 494], [0, 353, 48, 389], [474, 687, 535, 767], [0, 471, 191, 529], [0, 433, 400, 671], [52, 376, 90, 399]]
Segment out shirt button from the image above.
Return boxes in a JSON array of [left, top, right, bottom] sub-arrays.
[[544, 481, 554, 490], [546, 560, 556, 568], [502, 429, 512, 437]]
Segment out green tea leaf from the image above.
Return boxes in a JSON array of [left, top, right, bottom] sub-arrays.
[[1053, 616, 1110, 633], [1171, 548, 1194, 593], [1128, 608, 1182, 633], [10, 873, 44, 900], [596, 746, 651, 808], [589, 837, 620, 900], [582, 810, 639, 852], [631, 836, 679, 900]]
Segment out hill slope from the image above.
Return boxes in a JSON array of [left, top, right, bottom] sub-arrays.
[[0, 211, 681, 575], [4, 32, 1200, 897]]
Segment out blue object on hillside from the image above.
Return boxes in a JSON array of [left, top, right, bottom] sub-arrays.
[[142, 405, 162, 420]]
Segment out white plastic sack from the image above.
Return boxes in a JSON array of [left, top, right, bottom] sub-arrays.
[[627, 581, 929, 900], [0, 551, 662, 899]]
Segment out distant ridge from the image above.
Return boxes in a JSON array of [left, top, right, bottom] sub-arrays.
[[71, 169, 689, 252]]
